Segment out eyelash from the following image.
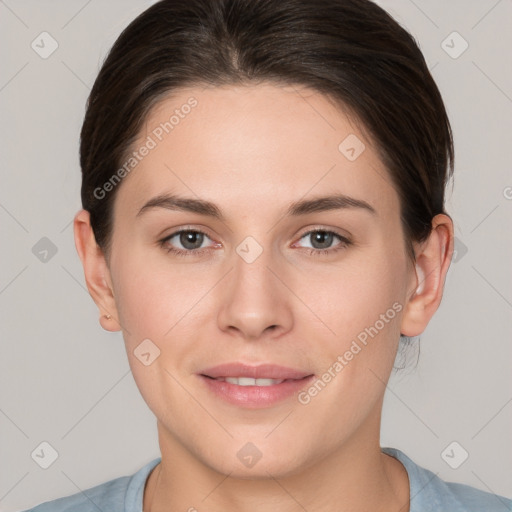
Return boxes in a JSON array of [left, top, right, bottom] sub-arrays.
[[158, 227, 352, 258]]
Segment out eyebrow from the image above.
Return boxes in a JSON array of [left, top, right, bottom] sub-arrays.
[[136, 192, 377, 220]]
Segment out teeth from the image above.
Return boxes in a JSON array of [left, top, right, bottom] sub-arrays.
[[222, 377, 285, 386]]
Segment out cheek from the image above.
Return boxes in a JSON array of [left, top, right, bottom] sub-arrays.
[[111, 249, 219, 346], [298, 246, 407, 376], [109, 252, 207, 414], [306, 255, 403, 333], [110, 251, 172, 341], [292, 258, 404, 426]]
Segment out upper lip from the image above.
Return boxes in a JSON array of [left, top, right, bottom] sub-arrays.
[[200, 363, 313, 380]]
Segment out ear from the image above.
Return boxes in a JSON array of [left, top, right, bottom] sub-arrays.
[[400, 213, 454, 337], [73, 209, 121, 332]]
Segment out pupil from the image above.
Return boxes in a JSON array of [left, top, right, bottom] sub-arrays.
[[181, 231, 203, 249], [312, 231, 332, 249]]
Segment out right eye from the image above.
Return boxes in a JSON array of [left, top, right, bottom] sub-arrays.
[[159, 228, 218, 257]]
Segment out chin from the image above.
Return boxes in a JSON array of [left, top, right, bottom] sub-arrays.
[[198, 441, 312, 480]]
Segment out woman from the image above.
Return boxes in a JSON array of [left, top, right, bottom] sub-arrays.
[[23, 0, 512, 510]]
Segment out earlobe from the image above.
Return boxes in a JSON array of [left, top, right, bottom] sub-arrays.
[[99, 313, 119, 332], [400, 214, 454, 337], [73, 209, 121, 332]]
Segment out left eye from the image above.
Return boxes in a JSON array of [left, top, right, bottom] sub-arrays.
[[294, 229, 350, 253]]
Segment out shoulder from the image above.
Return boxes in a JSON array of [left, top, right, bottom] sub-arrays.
[[19, 457, 161, 512], [19, 476, 130, 512], [382, 447, 512, 512]]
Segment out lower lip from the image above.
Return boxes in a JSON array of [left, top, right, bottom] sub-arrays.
[[198, 375, 315, 408]]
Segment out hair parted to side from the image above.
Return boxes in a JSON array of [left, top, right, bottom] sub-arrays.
[[80, 0, 454, 264]]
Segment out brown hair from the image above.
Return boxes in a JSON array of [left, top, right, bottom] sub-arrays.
[[80, 0, 454, 264]]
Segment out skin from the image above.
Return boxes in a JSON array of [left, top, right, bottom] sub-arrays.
[[74, 83, 453, 512]]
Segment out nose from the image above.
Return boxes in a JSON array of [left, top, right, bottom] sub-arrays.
[[216, 245, 294, 341]]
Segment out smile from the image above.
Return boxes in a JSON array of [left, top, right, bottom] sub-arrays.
[[208, 376, 287, 386], [199, 373, 315, 408]]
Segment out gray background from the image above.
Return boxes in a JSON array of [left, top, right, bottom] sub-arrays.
[[1, 1, 511, 510]]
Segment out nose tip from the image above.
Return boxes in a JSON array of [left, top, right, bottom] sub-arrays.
[[216, 257, 293, 341]]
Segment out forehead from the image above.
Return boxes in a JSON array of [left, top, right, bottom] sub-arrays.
[[114, 83, 399, 221]]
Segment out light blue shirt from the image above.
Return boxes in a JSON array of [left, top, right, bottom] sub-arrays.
[[20, 447, 512, 511]]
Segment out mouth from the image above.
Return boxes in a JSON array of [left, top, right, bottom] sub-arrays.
[[200, 362, 312, 380], [198, 363, 315, 408], [201, 375, 305, 386]]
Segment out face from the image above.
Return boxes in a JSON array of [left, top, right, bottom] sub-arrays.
[[100, 84, 418, 477]]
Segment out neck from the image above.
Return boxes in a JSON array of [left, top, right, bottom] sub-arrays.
[[144, 417, 409, 512]]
